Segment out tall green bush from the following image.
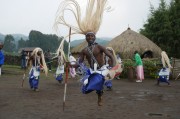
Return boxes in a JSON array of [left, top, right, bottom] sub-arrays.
[[120, 58, 161, 79]]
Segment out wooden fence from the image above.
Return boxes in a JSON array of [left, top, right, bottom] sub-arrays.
[[171, 58, 180, 79]]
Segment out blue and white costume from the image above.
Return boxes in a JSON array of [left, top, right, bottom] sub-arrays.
[[28, 48, 48, 91], [79, 63, 110, 94], [157, 51, 172, 86], [29, 66, 41, 90], [55, 65, 64, 82], [55, 54, 65, 83], [157, 68, 170, 85]]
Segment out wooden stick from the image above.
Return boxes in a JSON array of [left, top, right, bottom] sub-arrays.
[[63, 62, 69, 111], [63, 27, 71, 111]]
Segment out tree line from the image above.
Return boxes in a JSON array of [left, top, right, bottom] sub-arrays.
[[2, 30, 68, 54], [140, 0, 180, 58], [2, 0, 179, 58]]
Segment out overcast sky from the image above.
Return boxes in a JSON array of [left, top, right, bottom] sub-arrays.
[[0, 0, 170, 40]]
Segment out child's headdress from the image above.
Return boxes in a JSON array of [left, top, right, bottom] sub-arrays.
[[31, 48, 48, 76]]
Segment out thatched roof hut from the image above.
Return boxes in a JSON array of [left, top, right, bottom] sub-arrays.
[[71, 40, 87, 54], [18, 47, 36, 54], [107, 28, 162, 59]]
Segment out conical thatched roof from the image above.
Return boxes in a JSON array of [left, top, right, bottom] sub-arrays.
[[107, 28, 162, 59], [71, 38, 110, 53], [71, 40, 88, 53]]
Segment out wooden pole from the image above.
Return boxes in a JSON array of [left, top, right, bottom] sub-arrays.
[[63, 27, 71, 111]]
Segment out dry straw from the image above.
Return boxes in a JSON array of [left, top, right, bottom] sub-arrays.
[[54, 0, 111, 35]]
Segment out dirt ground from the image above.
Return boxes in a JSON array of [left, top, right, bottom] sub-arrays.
[[0, 68, 180, 119]]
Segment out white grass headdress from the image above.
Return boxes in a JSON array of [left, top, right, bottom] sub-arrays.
[[31, 47, 48, 76], [52, 40, 67, 64], [54, 0, 111, 35], [161, 51, 172, 69], [106, 47, 118, 65]]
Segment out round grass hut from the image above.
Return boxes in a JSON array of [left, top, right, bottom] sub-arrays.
[[107, 28, 162, 59], [71, 41, 88, 54]]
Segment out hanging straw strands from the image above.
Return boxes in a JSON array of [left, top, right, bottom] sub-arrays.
[[161, 51, 172, 69], [106, 47, 118, 65], [52, 38, 67, 63], [54, 0, 111, 35], [31, 48, 48, 76]]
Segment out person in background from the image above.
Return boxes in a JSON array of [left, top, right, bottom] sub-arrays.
[[54, 49, 66, 84], [156, 51, 172, 86], [21, 50, 27, 69], [69, 53, 77, 78], [115, 53, 123, 80], [134, 51, 144, 82], [104, 47, 123, 90], [45, 49, 52, 71], [28, 48, 48, 91], [117, 53, 122, 64], [104, 47, 116, 91], [0, 42, 4, 76]]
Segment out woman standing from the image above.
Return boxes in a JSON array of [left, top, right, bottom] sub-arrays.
[[134, 51, 144, 82]]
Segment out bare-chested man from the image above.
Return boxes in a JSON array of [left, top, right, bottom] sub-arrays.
[[77, 32, 115, 106]]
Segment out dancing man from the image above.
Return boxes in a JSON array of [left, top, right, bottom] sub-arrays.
[[79, 32, 115, 105], [54, 0, 116, 106], [28, 48, 48, 91]]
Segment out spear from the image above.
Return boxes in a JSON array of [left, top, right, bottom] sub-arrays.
[[63, 27, 71, 111]]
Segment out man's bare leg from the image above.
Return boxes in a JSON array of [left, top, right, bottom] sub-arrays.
[[97, 91, 103, 106], [98, 95, 103, 106]]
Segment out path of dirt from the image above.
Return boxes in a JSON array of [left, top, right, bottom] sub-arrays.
[[0, 71, 180, 119]]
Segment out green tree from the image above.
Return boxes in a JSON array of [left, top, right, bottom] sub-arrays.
[[3, 35, 16, 52], [140, 0, 173, 56], [169, 0, 180, 57], [18, 38, 26, 49], [27, 30, 66, 53], [28, 30, 43, 47]]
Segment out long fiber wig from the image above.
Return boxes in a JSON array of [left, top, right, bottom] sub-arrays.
[[161, 51, 172, 70], [106, 47, 118, 65], [31, 48, 48, 76]]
